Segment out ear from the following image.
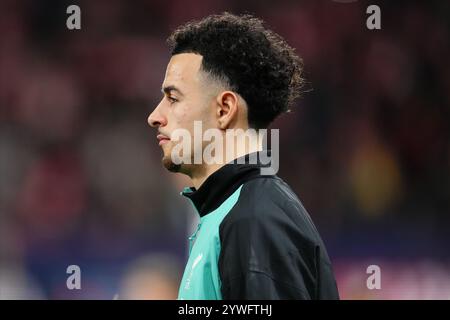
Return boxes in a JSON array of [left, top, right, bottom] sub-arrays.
[[215, 91, 239, 130]]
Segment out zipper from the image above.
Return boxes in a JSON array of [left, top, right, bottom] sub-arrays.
[[182, 189, 203, 256], [188, 222, 202, 255]]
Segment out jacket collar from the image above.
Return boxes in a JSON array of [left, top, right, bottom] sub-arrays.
[[181, 151, 273, 217]]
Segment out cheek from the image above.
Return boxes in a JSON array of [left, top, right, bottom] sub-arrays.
[[173, 102, 199, 126], [170, 104, 188, 126], [171, 98, 213, 131], [169, 104, 197, 141]]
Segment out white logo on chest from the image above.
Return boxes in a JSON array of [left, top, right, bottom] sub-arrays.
[[192, 253, 203, 270], [184, 253, 203, 290]]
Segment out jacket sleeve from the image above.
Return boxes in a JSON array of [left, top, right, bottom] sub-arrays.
[[218, 194, 321, 300]]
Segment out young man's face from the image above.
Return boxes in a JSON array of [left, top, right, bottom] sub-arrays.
[[148, 53, 217, 172]]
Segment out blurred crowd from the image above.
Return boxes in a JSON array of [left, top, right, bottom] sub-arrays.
[[0, 0, 449, 299]]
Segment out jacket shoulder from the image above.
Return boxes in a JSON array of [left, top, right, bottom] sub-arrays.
[[221, 176, 322, 245], [218, 176, 339, 299]]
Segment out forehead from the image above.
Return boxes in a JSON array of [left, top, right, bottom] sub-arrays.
[[163, 53, 203, 88]]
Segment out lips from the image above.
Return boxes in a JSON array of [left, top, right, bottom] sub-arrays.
[[157, 133, 170, 146]]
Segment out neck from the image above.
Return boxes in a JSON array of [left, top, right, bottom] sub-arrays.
[[188, 129, 263, 189], [190, 163, 223, 189]]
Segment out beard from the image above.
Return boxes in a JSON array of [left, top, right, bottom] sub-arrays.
[[162, 154, 181, 173], [161, 143, 197, 176], [160, 142, 181, 173]]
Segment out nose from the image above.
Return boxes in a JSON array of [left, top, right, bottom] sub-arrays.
[[148, 101, 167, 128]]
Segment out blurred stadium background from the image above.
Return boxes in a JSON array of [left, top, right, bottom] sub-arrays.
[[0, 0, 449, 299]]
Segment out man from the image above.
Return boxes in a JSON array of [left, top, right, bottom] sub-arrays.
[[148, 12, 339, 299]]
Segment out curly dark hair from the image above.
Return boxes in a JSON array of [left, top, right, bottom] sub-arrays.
[[167, 12, 304, 129]]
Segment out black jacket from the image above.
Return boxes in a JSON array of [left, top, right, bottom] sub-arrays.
[[179, 151, 339, 300]]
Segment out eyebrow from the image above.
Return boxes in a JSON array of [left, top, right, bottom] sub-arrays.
[[161, 85, 184, 96]]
